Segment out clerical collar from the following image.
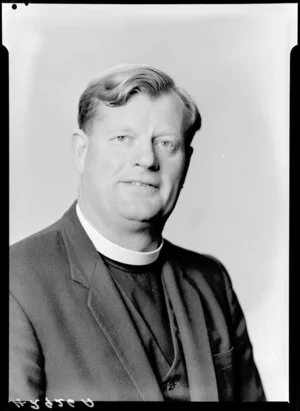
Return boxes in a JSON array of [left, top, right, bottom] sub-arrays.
[[76, 203, 164, 266]]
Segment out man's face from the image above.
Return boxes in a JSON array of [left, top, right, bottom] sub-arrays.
[[75, 92, 192, 230]]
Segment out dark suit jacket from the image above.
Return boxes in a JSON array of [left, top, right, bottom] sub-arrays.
[[9, 202, 266, 402]]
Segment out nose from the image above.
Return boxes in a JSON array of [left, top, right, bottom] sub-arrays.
[[131, 140, 159, 170]]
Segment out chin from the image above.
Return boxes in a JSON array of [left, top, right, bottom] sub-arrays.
[[120, 205, 162, 224]]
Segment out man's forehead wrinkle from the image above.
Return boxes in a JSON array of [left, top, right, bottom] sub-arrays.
[[90, 93, 184, 136]]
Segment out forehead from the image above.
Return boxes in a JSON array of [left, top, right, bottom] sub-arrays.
[[93, 92, 185, 133]]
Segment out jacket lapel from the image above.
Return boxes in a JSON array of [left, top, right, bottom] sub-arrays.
[[60, 202, 163, 401], [161, 245, 219, 401], [87, 257, 164, 401]]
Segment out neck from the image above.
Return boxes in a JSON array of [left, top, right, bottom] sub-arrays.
[[77, 198, 163, 252]]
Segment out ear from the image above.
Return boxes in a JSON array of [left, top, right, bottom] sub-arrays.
[[72, 129, 89, 174], [181, 145, 193, 188]]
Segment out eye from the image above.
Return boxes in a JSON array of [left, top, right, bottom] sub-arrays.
[[159, 140, 175, 148], [116, 135, 128, 142], [154, 138, 179, 152]]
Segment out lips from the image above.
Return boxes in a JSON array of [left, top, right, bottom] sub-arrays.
[[122, 180, 159, 189]]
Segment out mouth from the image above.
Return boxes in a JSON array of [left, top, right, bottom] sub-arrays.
[[122, 180, 159, 189]]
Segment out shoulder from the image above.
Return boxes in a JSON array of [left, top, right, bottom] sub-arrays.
[[10, 218, 67, 292], [164, 240, 239, 326], [163, 239, 233, 295], [10, 219, 63, 264], [164, 239, 229, 276]]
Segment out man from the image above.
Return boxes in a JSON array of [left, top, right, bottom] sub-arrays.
[[9, 64, 266, 402]]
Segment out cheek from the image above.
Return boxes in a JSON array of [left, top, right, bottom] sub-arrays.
[[161, 160, 186, 191], [83, 151, 106, 189], [84, 149, 124, 189]]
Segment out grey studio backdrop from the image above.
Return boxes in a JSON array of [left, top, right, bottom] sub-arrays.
[[5, 4, 296, 401]]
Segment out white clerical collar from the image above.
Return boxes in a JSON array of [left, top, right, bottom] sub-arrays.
[[76, 203, 163, 266]]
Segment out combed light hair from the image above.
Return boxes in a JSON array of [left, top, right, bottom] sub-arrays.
[[78, 64, 201, 145]]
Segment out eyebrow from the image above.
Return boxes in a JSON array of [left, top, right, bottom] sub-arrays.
[[153, 131, 180, 137], [113, 127, 181, 137]]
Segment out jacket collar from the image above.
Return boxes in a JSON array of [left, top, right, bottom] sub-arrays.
[[60, 201, 100, 288]]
